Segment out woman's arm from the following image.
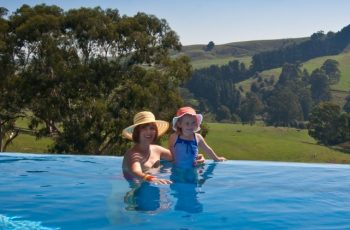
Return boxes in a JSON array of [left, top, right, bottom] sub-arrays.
[[158, 145, 173, 162], [196, 133, 226, 161], [125, 152, 146, 179], [128, 153, 172, 184]]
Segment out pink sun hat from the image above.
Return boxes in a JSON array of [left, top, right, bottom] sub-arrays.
[[172, 107, 203, 132]]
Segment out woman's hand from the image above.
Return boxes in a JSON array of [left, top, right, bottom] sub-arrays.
[[151, 177, 172, 185], [143, 174, 172, 184]]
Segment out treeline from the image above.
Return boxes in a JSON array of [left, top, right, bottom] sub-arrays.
[[251, 24, 350, 72], [186, 56, 350, 145], [0, 5, 191, 154], [187, 60, 250, 119], [186, 58, 338, 124]]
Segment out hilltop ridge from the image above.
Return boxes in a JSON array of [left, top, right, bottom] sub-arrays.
[[177, 37, 308, 61]]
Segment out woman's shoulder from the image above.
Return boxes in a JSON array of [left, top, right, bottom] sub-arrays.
[[151, 144, 168, 151], [124, 147, 142, 159], [151, 144, 172, 161]]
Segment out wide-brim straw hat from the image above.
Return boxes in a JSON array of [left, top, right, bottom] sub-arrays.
[[122, 111, 169, 140], [172, 107, 203, 132]]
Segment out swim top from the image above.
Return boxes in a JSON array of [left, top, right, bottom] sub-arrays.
[[173, 134, 198, 168]]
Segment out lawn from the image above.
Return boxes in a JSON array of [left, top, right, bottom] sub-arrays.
[[5, 122, 350, 164], [203, 123, 350, 164]]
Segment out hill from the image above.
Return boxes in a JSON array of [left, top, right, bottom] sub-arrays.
[[237, 51, 350, 106], [176, 38, 307, 69]]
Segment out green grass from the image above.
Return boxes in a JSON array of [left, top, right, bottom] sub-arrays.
[[302, 52, 350, 92], [191, 56, 251, 69], [203, 123, 350, 164], [6, 133, 53, 153], [237, 52, 350, 105], [5, 122, 350, 164]]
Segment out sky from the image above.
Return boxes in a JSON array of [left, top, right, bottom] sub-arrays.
[[1, 0, 350, 45]]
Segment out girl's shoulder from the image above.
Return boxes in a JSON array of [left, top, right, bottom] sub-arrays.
[[169, 133, 178, 142], [195, 133, 204, 142]]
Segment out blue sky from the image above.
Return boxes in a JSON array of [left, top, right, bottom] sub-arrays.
[[2, 0, 350, 45]]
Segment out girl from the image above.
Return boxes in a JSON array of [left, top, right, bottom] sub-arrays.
[[169, 107, 226, 169]]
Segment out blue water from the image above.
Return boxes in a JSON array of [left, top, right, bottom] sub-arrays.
[[1, 153, 350, 229]]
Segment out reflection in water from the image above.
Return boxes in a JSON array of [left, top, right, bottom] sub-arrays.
[[170, 163, 217, 213], [120, 162, 216, 214], [123, 161, 172, 214], [124, 181, 171, 213]]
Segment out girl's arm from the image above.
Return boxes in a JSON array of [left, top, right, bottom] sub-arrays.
[[196, 133, 226, 161], [168, 133, 177, 157]]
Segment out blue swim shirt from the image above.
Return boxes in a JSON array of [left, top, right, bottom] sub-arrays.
[[173, 134, 198, 168]]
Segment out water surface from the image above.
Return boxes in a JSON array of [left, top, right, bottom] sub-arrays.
[[1, 153, 350, 229]]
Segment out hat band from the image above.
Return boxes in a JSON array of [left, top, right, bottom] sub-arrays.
[[134, 115, 155, 124]]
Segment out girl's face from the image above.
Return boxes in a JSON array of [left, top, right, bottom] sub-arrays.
[[178, 115, 198, 136], [136, 123, 158, 143]]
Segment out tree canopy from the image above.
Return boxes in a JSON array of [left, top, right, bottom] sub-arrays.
[[0, 5, 191, 154]]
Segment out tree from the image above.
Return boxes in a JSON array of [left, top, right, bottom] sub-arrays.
[[239, 92, 263, 124], [277, 63, 302, 86], [204, 41, 215, 51], [216, 105, 231, 121], [308, 102, 350, 145], [7, 5, 190, 154], [266, 87, 303, 126], [343, 93, 350, 113], [0, 8, 25, 152], [310, 68, 331, 103], [321, 59, 340, 85]]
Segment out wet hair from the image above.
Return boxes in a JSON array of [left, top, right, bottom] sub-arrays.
[[132, 123, 159, 143]]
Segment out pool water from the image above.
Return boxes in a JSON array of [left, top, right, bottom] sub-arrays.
[[1, 153, 350, 229]]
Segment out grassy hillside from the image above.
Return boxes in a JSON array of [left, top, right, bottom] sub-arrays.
[[5, 122, 350, 164], [191, 56, 251, 69], [204, 123, 350, 164], [175, 38, 307, 68], [303, 52, 350, 92], [237, 51, 350, 106]]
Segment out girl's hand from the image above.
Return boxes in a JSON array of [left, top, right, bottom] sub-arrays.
[[195, 154, 206, 165], [215, 156, 226, 162]]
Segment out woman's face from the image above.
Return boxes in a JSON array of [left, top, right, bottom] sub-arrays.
[[138, 123, 158, 143]]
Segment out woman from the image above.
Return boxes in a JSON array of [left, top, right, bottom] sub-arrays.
[[122, 111, 173, 184]]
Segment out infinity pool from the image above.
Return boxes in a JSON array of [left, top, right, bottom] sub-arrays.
[[1, 152, 350, 229]]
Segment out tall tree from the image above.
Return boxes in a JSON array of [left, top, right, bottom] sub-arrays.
[[0, 7, 25, 152], [343, 93, 350, 113], [310, 68, 331, 103], [6, 5, 190, 154], [239, 92, 264, 124], [320, 59, 340, 85], [266, 87, 303, 126], [308, 102, 350, 145]]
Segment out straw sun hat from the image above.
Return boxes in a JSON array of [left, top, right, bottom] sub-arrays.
[[172, 107, 203, 132], [122, 111, 169, 140]]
